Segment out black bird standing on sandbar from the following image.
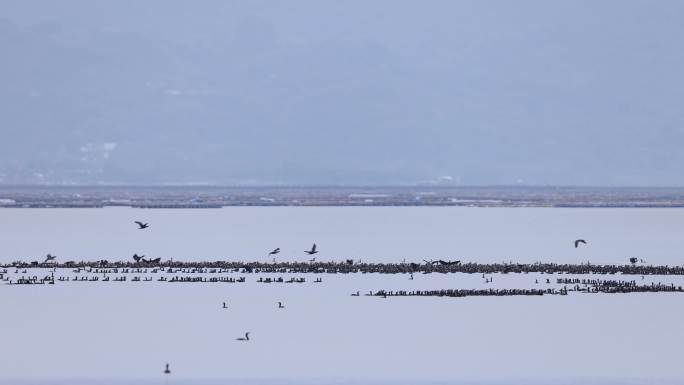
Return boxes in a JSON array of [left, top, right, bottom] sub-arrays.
[[135, 221, 150, 229], [574, 239, 587, 248], [305, 243, 319, 255]]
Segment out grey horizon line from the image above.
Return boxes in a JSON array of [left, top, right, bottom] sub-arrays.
[[1, 183, 684, 190]]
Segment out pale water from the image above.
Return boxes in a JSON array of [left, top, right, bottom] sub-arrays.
[[1, 207, 683, 383]]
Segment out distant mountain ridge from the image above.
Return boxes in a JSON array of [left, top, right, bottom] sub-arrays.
[[1, 1, 683, 186]]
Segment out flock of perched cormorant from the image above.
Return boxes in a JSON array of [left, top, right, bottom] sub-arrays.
[[3, 220, 683, 367], [4, 219, 684, 378], [1, 221, 677, 277]]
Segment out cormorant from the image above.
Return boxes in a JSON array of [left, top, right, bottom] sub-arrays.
[[305, 243, 318, 255], [134, 221, 150, 229], [438, 260, 461, 266]]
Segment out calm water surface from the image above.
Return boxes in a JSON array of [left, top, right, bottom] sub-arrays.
[[1, 207, 683, 383]]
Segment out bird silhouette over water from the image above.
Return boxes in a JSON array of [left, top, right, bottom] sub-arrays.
[[305, 243, 318, 255], [134, 221, 150, 229], [574, 239, 587, 248], [236, 332, 250, 341], [278, 302, 285, 309], [438, 260, 461, 266]]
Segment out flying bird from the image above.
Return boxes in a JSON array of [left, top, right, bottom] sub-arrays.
[[268, 248, 280, 256], [44, 254, 56, 263], [134, 221, 150, 229], [438, 260, 461, 266], [305, 243, 318, 255], [574, 239, 587, 248], [236, 332, 250, 341]]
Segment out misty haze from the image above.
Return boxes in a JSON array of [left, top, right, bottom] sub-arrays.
[[2, 1, 684, 186]]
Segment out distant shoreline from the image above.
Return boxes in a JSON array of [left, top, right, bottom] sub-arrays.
[[3, 204, 684, 208], [3, 185, 684, 208]]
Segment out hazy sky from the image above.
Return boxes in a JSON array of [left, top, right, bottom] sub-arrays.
[[1, 1, 683, 186]]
